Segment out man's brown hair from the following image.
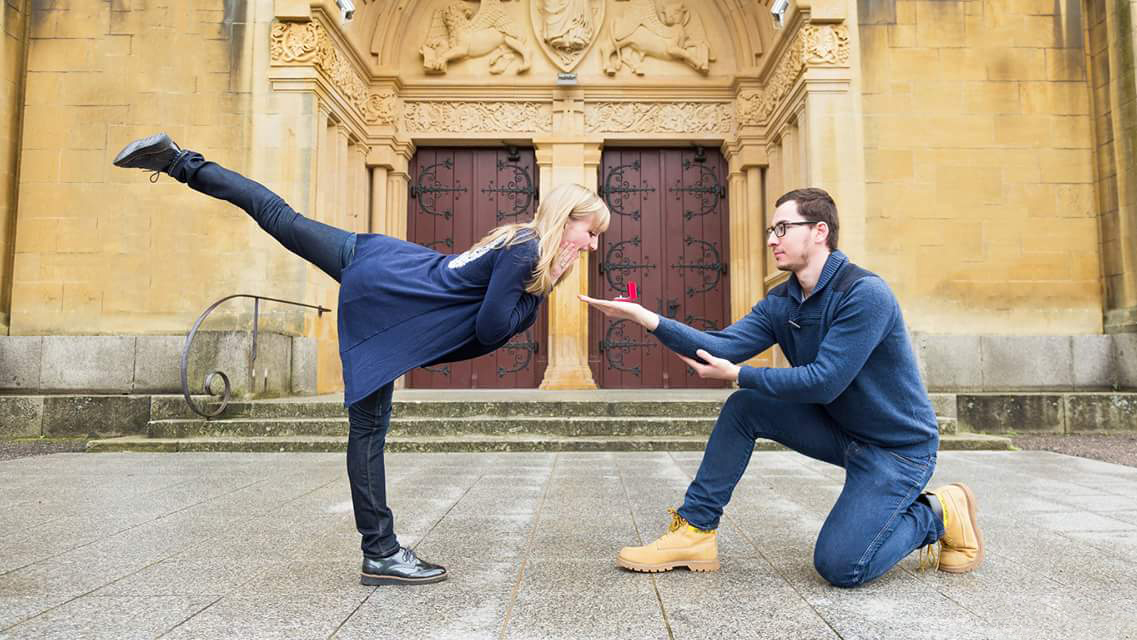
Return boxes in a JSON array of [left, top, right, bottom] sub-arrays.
[[775, 187, 839, 250]]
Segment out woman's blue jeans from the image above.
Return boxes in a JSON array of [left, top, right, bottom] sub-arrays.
[[173, 152, 400, 558], [677, 389, 945, 587]]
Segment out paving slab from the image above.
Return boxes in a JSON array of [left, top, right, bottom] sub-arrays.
[[1, 451, 1136, 639]]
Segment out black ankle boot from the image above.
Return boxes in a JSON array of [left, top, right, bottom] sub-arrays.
[[112, 132, 185, 175]]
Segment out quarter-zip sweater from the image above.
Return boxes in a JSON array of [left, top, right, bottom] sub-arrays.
[[651, 250, 938, 454]]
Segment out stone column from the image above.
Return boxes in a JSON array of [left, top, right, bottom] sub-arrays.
[[724, 141, 769, 368], [369, 165, 389, 234], [351, 142, 369, 233], [365, 140, 413, 239], [334, 125, 351, 230], [533, 138, 603, 390], [1103, 0, 1137, 332]]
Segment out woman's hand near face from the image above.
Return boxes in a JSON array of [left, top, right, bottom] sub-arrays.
[[577, 294, 660, 331], [550, 242, 578, 282]]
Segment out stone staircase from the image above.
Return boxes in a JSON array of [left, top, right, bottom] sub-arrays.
[[85, 390, 1013, 453]]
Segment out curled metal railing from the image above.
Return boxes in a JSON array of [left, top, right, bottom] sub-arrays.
[[181, 294, 331, 419]]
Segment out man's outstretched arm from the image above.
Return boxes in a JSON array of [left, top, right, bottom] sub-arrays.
[[578, 295, 777, 365]]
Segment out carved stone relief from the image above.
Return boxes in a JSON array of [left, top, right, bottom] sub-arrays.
[[598, 0, 715, 75], [270, 21, 399, 126], [419, 0, 532, 75], [402, 101, 553, 133], [802, 25, 850, 65], [531, 0, 605, 72], [583, 102, 735, 135]]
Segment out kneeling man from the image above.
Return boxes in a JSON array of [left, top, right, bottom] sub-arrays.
[[582, 188, 982, 587]]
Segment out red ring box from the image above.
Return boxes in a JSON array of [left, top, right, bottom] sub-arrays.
[[613, 280, 638, 302]]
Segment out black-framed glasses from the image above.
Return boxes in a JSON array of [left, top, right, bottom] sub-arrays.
[[766, 221, 817, 238]]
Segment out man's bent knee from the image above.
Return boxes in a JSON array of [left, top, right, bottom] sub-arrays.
[[814, 549, 867, 588]]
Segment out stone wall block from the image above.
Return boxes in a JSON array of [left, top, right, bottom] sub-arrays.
[[132, 335, 187, 393], [1066, 394, 1137, 432], [1116, 334, 1137, 390], [247, 332, 292, 397], [919, 335, 982, 391], [291, 336, 317, 395], [39, 336, 135, 392], [0, 337, 43, 389], [980, 336, 1073, 390], [1072, 335, 1115, 390], [0, 397, 44, 437], [41, 395, 150, 437], [957, 394, 1064, 433]]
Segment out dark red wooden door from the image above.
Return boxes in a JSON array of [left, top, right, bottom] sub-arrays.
[[406, 147, 547, 389], [588, 148, 731, 388]]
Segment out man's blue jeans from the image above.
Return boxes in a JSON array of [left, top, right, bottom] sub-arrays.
[[678, 390, 945, 587], [171, 152, 400, 558]]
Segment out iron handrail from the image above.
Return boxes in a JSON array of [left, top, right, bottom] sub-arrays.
[[181, 294, 331, 419]]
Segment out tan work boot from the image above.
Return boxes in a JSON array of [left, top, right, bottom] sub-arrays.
[[925, 482, 984, 573], [617, 508, 720, 573]]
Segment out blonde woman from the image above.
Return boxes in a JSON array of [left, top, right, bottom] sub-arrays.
[[113, 133, 610, 586]]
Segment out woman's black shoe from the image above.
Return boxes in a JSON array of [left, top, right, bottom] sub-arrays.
[[360, 547, 448, 586], [112, 132, 184, 175]]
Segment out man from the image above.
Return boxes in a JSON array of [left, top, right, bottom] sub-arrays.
[[580, 188, 982, 587]]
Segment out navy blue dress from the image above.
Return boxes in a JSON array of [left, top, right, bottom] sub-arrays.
[[337, 232, 543, 405]]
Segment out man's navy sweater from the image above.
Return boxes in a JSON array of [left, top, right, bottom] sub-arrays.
[[651, 250, 938, 455]]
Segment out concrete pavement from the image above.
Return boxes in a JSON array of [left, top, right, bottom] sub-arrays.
[[1, 450, 1136, 639]]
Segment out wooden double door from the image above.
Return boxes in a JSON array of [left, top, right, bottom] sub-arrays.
[[406, 147, 548, 389], [588, 148, 732, 389]]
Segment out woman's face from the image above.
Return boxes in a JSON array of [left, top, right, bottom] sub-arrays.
[[562, 215, 602, 254]]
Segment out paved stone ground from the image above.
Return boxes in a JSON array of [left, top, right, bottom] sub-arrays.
[[2, 451, 1136, 640]]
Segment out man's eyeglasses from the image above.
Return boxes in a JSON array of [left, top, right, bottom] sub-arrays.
[[766, 221, 817, 238]]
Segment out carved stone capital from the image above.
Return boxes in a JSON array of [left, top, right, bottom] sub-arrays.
[[271, 20, 401, 127], [401, 101, 554, 134], [802, 24, 850, 66]]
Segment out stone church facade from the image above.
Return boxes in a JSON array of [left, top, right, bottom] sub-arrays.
[[0, 0, 1134, 396]]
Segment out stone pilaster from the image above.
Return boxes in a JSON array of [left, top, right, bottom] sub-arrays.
[[534, 138, 603, 390]]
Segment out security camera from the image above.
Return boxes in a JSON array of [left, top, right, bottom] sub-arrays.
[[337, 0, 355, 20], [771, 0, 789, 27]]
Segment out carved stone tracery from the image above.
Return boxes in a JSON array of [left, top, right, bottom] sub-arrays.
[[584, 102, 735, 135], [402, 101, 553, 133]]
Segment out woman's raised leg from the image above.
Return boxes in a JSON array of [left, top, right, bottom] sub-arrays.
[[113, 133, 355, 282]]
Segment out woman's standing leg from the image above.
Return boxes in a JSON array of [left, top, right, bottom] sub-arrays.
[[113, 133, 355, 281], [347, 383, 447, 585]]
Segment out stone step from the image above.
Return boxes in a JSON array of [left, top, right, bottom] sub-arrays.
[[148, 396, 728, 420], [147, 416, 720, 438], [86, 432, 1013, 454], [147, 415, 960, 439]]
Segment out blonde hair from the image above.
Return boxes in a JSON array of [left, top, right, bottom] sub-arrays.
[[468, 183, 611, 295]]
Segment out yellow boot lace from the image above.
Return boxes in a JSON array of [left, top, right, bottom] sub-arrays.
[[667, 507, 715, 535], [918, 541, 941, 571]]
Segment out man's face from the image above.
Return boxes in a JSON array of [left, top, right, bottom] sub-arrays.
[[767, 200, 822, 273]]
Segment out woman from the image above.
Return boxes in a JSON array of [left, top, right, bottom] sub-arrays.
[[113, 133, 610, 586]]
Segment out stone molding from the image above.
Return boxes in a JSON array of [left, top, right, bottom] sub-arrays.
[[270, 20, 399, 126], [583, 101, 735, 135], [401, 101, 554, 134]]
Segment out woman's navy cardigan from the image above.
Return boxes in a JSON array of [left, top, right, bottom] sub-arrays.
[[337, 232, 542, 406]]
